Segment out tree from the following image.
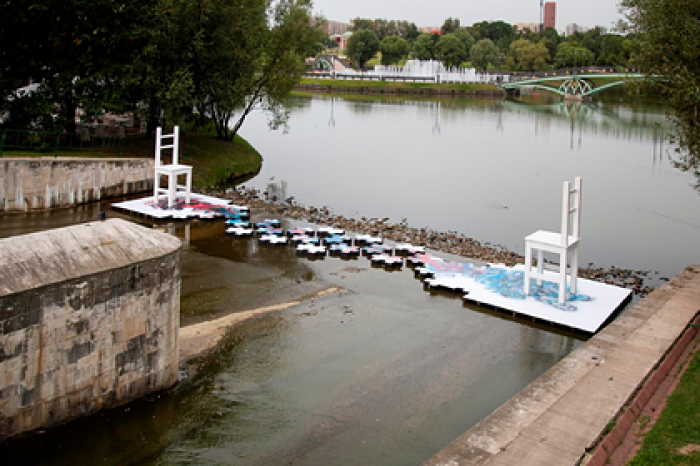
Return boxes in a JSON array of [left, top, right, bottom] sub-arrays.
[[470, 39, 497, 70], [379, 36, 409, 65], [412, 33, 435, 60], [347, 29, 380, 69], [454, 29, 475, 60], [509, 38, 550, 70], [435, 34, 467, 69], [620, 0, 700, 188], [210, 0, 323, 141], [441, 17, 460, 35], [555, 42, 594, 68], [0, 0, 152, 132]]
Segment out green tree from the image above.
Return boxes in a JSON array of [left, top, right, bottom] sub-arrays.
[[379, 36, 409, 65], [347, 29, 380, 69], [621, 0, 700, 188], [509, 38, 550, 70], [412, 33, 435, 60], [351, 18, 375, 33], [435, 34, 467, 69], [0, 0, 151, 132], [555, 42, 594, 68], [441, 17, 460, 35], [454, 29, 476, 60], [470, 39, 497, 70]]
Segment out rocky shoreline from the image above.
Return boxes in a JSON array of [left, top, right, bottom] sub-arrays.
[[202, 186, 657, 297]]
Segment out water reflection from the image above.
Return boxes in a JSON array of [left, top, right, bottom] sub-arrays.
[[241, 94, 700, 285]]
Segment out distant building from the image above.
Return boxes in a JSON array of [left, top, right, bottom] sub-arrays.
[[331, 31, 353, 50], [565, 23, 588, 36], [544, 2, 556, 30], [321, 20, 351, 36], [514, 23, 541, 33], [418, 26, 442, 35]]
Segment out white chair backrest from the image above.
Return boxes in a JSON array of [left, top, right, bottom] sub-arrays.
[[560, 177, 582, 246], [155, 126, 180, 167]]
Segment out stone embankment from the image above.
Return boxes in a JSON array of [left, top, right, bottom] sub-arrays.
[[203, 187, 656, 297], [0, 219, 181, 441], [424, 265, 700, 466], [295, 83, 504, 97], [0, 157, 154, 213]]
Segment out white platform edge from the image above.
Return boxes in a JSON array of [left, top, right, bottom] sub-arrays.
[[457, 264, 632, 333], [112, 193, 242, 219]]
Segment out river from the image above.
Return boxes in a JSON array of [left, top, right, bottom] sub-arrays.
[[240, 93, 700, 286], [1, 91, 698, 465]]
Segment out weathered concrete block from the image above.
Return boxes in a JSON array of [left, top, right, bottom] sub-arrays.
[[0, 219, 180, 441], [0, 158, 154, 212]]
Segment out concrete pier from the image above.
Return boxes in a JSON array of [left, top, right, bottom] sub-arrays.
[[425, 265, 700, 465], [0, 219, 181, 441]]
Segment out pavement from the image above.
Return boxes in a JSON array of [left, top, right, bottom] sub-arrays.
[[425, 265, 700, 466]]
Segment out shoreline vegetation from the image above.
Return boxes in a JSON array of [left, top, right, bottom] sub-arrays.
[[296, 77, 503, 96], [0, 128, 263, 189]]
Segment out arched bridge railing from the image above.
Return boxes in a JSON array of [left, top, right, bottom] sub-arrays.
[[502, 69, 645, 98]]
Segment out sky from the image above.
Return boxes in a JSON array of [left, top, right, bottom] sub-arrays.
[[312, 0, 624, 33]]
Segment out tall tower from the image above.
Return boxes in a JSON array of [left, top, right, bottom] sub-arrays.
[[539, 0, 544, 32], [544, 2, 556, 30]]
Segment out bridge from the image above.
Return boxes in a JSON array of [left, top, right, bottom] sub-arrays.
[[502, 68, 645, 98]]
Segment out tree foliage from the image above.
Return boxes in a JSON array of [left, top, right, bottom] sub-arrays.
[[379, 36, 409, 65], [347, 29, 380, 69], [0, 0, 321, 141], [470, 39, 497, 70], [441, 18, 460, 35], [621, 0, 700, 189], [412, 34, 436, 60], [510, 39, 550, 71], [435, 34, 466, 69]]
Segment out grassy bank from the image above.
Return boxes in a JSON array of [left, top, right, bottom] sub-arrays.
[[298, 77, 500, 93], [630, 347, 700, 465], [1, 127, 263, 188]]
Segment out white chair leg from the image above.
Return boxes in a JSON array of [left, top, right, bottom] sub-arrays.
[[168, 172, 177, 208], [185, 171, 192, 204], [524, 243, 532, 295], [536, 249, 544, 286], [558, 250, 568, 304], [570, 246, 579, 295]]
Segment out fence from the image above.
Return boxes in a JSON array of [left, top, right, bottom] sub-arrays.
[[0, 128, 134, 158]]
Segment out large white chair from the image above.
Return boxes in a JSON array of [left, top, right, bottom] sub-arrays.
[[523, 177, 582, 304], [154, 126, 192, 208]]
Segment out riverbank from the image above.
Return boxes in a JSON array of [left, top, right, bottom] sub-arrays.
[[1, 129, 262, 189], [202, 186, 655, 297], [296, 77, 503, 97], [425, 264, 700, 466]]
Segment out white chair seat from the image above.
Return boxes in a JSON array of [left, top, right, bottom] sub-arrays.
[[525, 230, 579, 250]]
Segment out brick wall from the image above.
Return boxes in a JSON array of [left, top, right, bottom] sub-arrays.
[[0, 219, 181, 440]]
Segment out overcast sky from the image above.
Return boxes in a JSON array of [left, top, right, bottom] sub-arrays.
[[312, 0, 624, 33]]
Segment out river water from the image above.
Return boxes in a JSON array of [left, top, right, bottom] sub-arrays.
[[1, 92, 698, 465], [240, 93, 700, 285]]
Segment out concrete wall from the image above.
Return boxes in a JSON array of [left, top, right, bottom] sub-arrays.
[[0, 158, 154, 213], [0, 219, 181, 441]]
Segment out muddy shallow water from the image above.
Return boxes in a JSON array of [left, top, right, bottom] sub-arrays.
[[0, 203, 584, 465]]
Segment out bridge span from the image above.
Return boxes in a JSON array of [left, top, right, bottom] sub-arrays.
[[502, 69, 645, 98]]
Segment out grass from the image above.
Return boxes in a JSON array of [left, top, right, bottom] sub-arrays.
[[629, 348, 700, 465], [1, 125, 262, 188], [299, 77, 500, 92]]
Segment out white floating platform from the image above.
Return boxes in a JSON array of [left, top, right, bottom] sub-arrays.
[[112, 193, 247, 219], [426, 264, 631, 333]]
